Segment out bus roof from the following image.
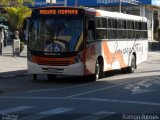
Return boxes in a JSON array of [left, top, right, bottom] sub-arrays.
[[32, 6, 147, 22], [85, 7, 147, 22]]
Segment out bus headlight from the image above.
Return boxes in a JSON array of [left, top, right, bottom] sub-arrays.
[[74, 52, 82, 63]]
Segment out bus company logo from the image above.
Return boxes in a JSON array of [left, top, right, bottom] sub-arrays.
[[39, 9, 79, 15], [54, 44, 61, 52]]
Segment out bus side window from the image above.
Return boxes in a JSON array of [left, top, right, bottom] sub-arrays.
[[108, 18, 117, 28], [95, 17, 108, 39], [118, 20, 126, 29], [143, 22, 147, 30], [142, 22, 148, 38], [135, 21, 142, 39], [127, 21, 134, 29], [96, 17, 101, 28], [86, 19, 95, 40]]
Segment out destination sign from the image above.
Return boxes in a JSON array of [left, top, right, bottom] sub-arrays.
[[31, 8, 84, 18], [39, 9, 79, 15]]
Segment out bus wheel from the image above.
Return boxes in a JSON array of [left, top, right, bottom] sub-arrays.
[[121, 68, 127, 74], [47, 74, 56, 80], [90, 59, 103, 81], [127, 55, 136, 73], [95, 60, 100, 80]]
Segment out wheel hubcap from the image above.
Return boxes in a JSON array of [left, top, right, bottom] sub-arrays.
[[131, 58, 135, 71], [95, 61, 100, 79]]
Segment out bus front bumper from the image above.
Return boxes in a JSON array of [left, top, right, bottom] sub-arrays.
[[28, 61, 84, 76]]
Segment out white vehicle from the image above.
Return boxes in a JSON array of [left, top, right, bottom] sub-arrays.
[[26, 6, 148, 80]]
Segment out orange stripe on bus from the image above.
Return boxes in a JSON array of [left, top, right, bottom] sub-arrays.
[[102, 42, 127, 68]]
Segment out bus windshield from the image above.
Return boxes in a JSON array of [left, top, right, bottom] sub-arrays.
[[28, 18, 83, 53]]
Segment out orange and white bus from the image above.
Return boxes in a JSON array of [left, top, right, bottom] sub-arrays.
[[27, 6, 148, 80]]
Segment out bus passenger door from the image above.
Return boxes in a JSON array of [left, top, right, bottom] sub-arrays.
[[84, 19, 96, 76]]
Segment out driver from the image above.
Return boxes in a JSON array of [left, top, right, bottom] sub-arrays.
[[44, 39, 53, 52]]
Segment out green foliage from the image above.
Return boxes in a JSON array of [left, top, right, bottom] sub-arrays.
[[4, 6, 32, 31], [0, 0, 33, 7], [0, 0, 33, 31]]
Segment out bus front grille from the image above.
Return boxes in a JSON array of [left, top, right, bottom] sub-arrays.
[[36, 60, 72, 66], [31, 55, 75, 66]]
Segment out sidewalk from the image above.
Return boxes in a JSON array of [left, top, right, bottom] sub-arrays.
[[0, 43, 27, 76], [2, 42, 27, 57]]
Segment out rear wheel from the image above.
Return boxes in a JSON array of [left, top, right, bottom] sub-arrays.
[[121, 68, 127, 74], [127, 55, 136, 73]]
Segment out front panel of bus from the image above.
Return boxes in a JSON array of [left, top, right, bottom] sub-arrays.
[[27, 7, 86, 76]]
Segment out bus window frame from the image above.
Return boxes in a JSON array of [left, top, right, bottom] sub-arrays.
[[95, 16, 108, 40]]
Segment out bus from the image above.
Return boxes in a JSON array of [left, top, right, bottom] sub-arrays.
[[26, 6, 148, 81]]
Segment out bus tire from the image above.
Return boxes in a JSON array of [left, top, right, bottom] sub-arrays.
[[47, 74, 56, 80], [127, 55, 136, 73], [121, 68, 127, 74], [91, 59, 104, 81]]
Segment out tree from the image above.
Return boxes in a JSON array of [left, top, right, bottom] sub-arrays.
[[5, 6, 31, 31], [1, 0, 33, 7], [1, 0, 33, 31]]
